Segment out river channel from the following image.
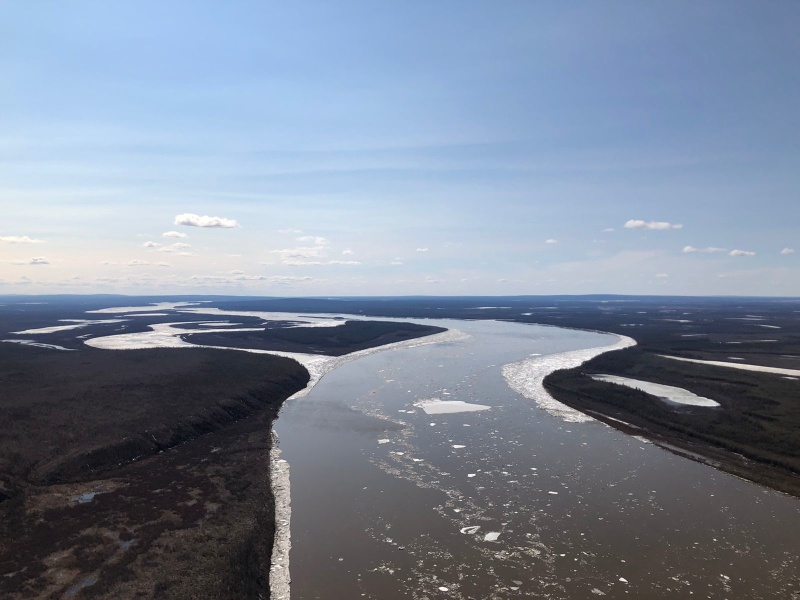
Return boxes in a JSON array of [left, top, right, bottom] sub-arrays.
[[274, 318, 800, 599]]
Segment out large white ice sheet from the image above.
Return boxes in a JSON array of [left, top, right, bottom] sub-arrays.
[[589, 374, 720, 407]]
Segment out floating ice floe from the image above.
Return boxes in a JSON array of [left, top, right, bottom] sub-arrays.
[[589, 374, 721, 407], [1, 339, 75, 351], [460, 525, 481, 534], [451, 445, 466, 449], [414, 398, 491, 415], [484, 532, 501, 541], [378, 439, 391, 444], [502, 334, 637, 423], [659, 355, 800, 378]]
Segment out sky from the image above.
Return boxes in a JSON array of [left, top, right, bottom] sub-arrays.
[[1, 1, 799, 296]]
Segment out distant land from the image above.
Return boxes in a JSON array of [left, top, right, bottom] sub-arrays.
[[1, 294, 799, 598]]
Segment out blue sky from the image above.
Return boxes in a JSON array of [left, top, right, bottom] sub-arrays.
[[2, 1, 798, 295]]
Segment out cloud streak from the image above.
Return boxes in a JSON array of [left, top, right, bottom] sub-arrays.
[[1, 235, 44, 244], [624, 219, 683, 231], [174, 213, 238, 228], [128, 260, 170, 266], [729, 249, 756, 257], [683, 246, 727, 254]]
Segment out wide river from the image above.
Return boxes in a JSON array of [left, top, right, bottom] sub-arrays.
[[274, 318, 800, 599]]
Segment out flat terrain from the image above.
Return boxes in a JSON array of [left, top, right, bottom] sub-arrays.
[[2, 294, 800, 597], [182, 320, 445, 355], [202, 295, 800, 496], [545, 348, 800, 496], [0, 344, 309, 599], [0, 299, 450, 599]]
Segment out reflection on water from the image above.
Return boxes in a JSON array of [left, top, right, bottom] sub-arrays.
[[276, 319, 800, 600]]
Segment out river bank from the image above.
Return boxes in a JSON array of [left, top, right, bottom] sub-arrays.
[[544, 347, 800, 498], [0, 345, 309, 599]]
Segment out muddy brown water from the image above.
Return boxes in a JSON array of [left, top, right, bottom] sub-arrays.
[[275, 319, 800, 599]]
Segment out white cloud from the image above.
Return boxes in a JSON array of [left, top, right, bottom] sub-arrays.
[[545, 239, 558, 244], [282, 259, 361, 266], [602, 228, 615, 233], [268, 275, 313, 284], [342, 249, 354, 255], [1, 235, 44, 244], [296, 235, 328, 245], [682, 246, 727, 254], [416, 248, 429, 252], [624, 219, 683, 230], [655, 273, 669, 278], [391, 259, 404, 266], [191, 273, 315, 286], [174, 213, 238, 228], [162, 231, 188, 239], [780, 248, 795, 255], [158, 242, 192, 253], [128, 259, 170, 266], [729, 249, 756, 257], [29, 257, 50, 265], [143, 241, 161, 248], [271, 246, 326, 260]]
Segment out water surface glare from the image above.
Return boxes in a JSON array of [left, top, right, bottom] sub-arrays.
[[275, 319, 800, 599]]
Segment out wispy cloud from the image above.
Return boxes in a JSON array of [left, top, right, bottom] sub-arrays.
[[142, 241, 161, 248], [602, 228, 615, 233], [545, 239, 558, 244], [158, 242, 192, 254], [128, 259, 170, 266], [1, 235, 44, 244], [174, 213, 238, 228], [282, 259, 361, 266], [682, 246, 727, 254], [296, 235, 328, 245], [416, 248, 429, 252], [271, 246, 326, 260], [729, 249, 756, 257], [624, 219, 683, 230], [162, 231, 188, 239], [780, 248, 795, 255], [190, 274, 316, 286], [342, 249, 354, 255], [29, 257, 50, 265]]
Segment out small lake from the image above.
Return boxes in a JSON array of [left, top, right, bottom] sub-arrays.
[[275, 318, 800, 599]]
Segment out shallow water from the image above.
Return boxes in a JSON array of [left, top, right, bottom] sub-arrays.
[[275, 318, 800, 599]]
